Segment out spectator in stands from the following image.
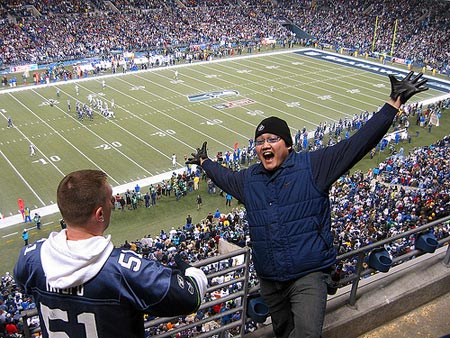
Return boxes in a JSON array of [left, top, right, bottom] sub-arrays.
[[14, 169, 208, 338], [187, 72, 428, 337], [5, 316, 19, 335], [1, 0, 448, 74]]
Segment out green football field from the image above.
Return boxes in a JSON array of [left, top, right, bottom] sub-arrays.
[[1, 48, 445, 216], [0, 48, 448, 274]]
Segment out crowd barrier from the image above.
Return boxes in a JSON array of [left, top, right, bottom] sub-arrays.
[[19, 215, 450, 337]]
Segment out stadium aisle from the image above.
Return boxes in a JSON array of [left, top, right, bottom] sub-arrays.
[[359, 292, 450, 338]]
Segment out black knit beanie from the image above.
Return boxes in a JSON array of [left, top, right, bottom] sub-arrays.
[[254, 116, 293, 147]]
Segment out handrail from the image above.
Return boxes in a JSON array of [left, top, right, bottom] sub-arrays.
[[142, 247, 253, 337], [20, 247, 253, 338], [338, 215, 450, 261], [19, 216, 450, 337], [335, 215, 450, 306]]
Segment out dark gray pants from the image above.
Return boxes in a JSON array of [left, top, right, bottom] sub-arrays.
[[259, 271, 330, 338]]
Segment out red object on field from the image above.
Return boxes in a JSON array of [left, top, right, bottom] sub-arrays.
[[18, 198, 25, 218]]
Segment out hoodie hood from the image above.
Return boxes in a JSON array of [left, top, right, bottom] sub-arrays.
[[41, 230, 114, 289]]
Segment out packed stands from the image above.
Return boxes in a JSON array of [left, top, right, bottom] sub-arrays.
[[0, 0, 448, 74], [2, 127, 448, 336]]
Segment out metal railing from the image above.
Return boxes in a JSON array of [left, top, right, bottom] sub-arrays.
[[20, 247, 256, 338], [142, 247, 253, 337], [333, 215, 450, 306], [20, 215, 450, 337]]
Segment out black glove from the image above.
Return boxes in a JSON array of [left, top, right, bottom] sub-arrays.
[[388, 71, 428, 104], [186, 141, 208, 165], [174, 253, 191, 274]]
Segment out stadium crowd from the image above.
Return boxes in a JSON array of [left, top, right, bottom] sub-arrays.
[[1, 0, 449, 335], [330, 135, 450, 275], [283, 0, 449, 73], [1, 127, 449, 336], [0, 0, 449, 74]]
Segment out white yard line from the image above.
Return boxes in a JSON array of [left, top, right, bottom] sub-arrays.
[[0, 149, 46, 206]]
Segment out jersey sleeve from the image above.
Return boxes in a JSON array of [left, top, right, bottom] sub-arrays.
[[14, 241, 44, 293], [111, 250, 207, 317], [148, 267, 207, 317]]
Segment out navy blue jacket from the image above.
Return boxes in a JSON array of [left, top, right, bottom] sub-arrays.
[[202, 103, 398, 281]]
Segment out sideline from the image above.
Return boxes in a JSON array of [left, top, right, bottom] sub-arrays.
[[0, 167, 188, 230], [0, 48, 304, 95]]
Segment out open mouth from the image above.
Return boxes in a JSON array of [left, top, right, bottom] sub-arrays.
[[263, 151, 274, 160]]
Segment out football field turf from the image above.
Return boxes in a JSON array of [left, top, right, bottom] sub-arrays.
[[1, 48, 449, 274], [0, 48, 447, 218]]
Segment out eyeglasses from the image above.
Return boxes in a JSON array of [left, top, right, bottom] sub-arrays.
[[255, 136, 281, 146]]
